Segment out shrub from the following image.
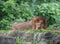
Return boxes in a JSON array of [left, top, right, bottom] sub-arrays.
[[0, 0, 60, 30]]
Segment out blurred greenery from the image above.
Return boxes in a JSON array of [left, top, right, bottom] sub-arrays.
[[0, 0, 60, 30]]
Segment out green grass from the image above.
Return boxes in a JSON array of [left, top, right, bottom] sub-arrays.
[[19, 29, 60, 34], [0, 30, 9, 34], [0, 29, 60, 34], [16, 37, 24, 44]]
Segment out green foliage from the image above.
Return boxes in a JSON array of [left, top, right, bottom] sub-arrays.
[[16, 37, 23, 44], [34, 3, 60, 26], [0, 0, 60, 30]]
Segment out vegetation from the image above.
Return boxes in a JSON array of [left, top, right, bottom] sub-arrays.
[[0, 0, 60, 30], [0, 0, 60, 44]]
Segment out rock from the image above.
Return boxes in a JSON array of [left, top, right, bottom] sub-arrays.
[[40, 32, 54, 44], [40, 32, 60, 44], [22, 32, 34, 42], [3, 30, 60, 44], [43, 32, 55, 39], [33, 33, 42, 42], [7, 30, 24, 38], [0, 35, 16, 44], [22, 42, 31, 44], [52, 35, 60, 44]]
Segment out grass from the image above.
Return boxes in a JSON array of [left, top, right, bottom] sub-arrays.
[[16, 37, 24, 44], [0, 29, 60, 34], [18, 29, 60, 34], [0, 30, 9, 34]]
